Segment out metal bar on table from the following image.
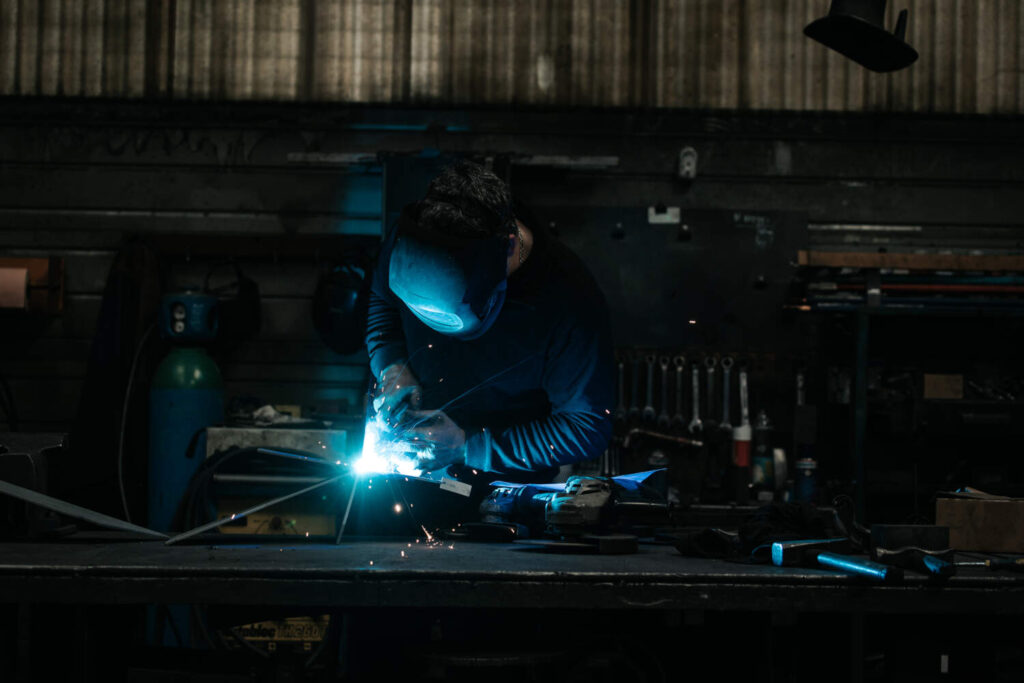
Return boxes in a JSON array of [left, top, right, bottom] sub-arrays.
[[0, 479, 168, 540], [164, 474, 346, 545]]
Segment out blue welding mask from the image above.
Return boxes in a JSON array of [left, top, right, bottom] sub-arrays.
[[389, 203, 512, 340]]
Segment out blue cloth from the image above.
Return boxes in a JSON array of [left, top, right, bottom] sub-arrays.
[[366, 214, 614, 476]]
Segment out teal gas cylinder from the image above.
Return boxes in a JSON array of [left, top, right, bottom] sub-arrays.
[[147, 293, 224, 532]]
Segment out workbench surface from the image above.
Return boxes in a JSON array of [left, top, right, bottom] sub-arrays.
[[0, 536, 1020, 613]]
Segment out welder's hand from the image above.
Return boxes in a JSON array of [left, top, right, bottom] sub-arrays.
[[402, 410, 467, 472], [375, 362, 422, 427]]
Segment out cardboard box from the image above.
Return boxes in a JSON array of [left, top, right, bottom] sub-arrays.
[[936, 490, 1024, 553], [923, 374, 964, 400]]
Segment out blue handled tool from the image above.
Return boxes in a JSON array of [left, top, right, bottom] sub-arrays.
[[772, 538, 903, 582]]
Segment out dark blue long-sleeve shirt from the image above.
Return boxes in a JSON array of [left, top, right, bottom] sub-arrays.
[[366, 217, 614, 476]]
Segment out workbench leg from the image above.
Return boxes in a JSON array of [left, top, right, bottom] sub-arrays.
[[850, 612, 865, 683], [72, 605, 89, 683], [16, 603, 29, 683]]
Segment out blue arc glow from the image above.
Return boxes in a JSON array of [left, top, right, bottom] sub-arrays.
[[353, 416, 423, 477]]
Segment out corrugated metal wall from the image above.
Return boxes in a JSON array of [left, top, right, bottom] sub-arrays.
[[1, 0, 1022, 113]]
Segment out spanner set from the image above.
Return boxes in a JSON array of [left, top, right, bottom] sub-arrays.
[[613, 349, 750, 436]]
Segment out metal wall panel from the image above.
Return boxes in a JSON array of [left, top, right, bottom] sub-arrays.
[[1, 0, 1022, 112]]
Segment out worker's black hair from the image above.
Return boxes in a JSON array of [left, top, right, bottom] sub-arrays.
[[416, 161, 515, 240]]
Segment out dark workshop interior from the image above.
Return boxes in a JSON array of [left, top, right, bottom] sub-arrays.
[[2, 1, 1024, 681]]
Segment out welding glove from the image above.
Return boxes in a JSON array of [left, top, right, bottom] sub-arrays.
[[375, 362, 423, 428], [402, 410, 467, 472]]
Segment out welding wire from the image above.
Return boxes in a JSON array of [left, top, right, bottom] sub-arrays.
[[0, 478, 168, 539], [165, 474, 346, 545], [334, 475, 359, 544], [399, 352, 539, 434]]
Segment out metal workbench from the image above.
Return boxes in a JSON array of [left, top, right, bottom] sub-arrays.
[[0, 535, 1021, 614]]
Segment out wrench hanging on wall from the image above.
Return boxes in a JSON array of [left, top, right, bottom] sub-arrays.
[[657, 356, 671, 427], [628, 352, 641, 421], [739, 366, 751, 429], [705, 356, 718, 425], [671, 355, 686, 429], [720, 356, 734, 431], [643, 354, 657, 423], [688, 362, 703, 434]]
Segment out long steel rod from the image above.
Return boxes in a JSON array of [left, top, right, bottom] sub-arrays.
[[334, 476, 359, 544], [165, 474, 346, 545], [0, 478, 167, 539]]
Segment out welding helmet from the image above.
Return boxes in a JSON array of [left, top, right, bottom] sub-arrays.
[[388, 201, 512, 340], [312, 251, 370, 355]]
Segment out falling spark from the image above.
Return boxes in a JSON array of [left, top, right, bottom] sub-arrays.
[[393, 503, 403, 514], [407, 543, 412, 547], [401, 550, 406, 558], [369, 561, 374, 566], [335, 460, 341, 465], [689, 319, 697, 325], [448, 545, 454, 550], [305, 532, 309, 537], [421, 525, 435, 542]]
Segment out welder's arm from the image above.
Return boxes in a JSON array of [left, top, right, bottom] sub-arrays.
[[366, 289, 426, 424], [463, 317, 615, 474], [366, 289, 409, 382]]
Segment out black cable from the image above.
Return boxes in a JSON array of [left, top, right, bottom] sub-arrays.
[[305, 611, 341, 669], [191, 604, 219, 650], [174, 446, 338, 532], [118, 323, 156, 523], [159, 605, 185, 649]]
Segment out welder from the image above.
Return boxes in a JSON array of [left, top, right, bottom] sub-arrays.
[[366, 161, 614, 485]]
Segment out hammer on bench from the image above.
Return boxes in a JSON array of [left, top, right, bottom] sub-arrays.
[[771, 538, 903, 582]]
